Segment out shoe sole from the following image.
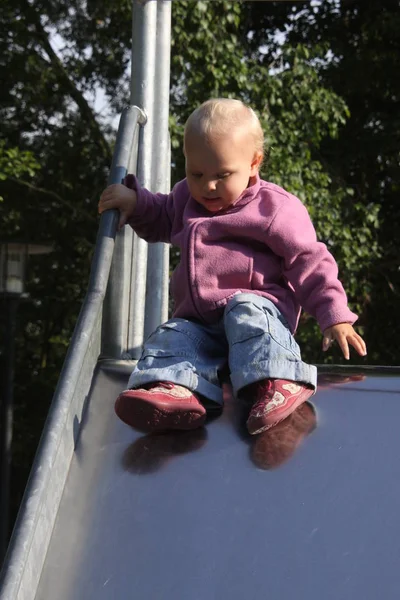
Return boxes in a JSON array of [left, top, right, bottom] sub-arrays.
[[115, 393, 206, 433], [247, 389, 314, 435]]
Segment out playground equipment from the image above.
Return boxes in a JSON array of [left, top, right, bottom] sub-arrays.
[[2, 2, 400, 599]]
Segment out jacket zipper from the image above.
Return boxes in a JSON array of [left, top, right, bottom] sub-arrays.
[[186, 221, 203, 320]]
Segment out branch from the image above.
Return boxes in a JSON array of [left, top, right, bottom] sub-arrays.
[[9, 177, 98, 223], [22, 1, 112, 164]]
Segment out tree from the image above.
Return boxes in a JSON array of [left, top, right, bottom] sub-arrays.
[[245, 0, 400, 363]]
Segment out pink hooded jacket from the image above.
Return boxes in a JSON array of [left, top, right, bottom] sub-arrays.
[[126, 174, 357, 333]]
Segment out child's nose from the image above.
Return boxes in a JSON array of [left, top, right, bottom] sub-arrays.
[[204, 179, 217, 192]]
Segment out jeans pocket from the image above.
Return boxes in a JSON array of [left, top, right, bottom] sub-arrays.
[[263, 308, 301, 359]]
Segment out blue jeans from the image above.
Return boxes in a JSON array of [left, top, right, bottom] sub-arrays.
[[127, 293, 317, 406]]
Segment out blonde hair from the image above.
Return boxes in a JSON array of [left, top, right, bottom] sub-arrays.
[[184, 98, 264, 156]]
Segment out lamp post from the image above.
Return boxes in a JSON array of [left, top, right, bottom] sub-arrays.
[[0, 241, 52, 563]]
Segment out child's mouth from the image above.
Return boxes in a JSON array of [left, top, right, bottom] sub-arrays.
[[202, 197, 221, 203]]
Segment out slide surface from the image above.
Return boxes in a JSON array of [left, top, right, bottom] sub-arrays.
[[35, 362, 400, 600]]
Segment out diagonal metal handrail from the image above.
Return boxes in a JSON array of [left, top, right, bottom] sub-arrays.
[[0, 105, 145, 600]]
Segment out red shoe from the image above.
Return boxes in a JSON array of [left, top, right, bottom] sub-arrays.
[[115, 382, 206, 433], [246, 378, 314, 435]]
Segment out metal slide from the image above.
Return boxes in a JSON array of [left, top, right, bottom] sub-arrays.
[[2, 2, 400, 598], [4, 358, 400, 600]]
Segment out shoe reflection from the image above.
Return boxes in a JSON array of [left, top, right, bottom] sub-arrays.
[[122, 428, 208, 475], [250, 402, 317, 470]]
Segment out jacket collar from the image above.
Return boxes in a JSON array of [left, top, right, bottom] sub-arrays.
[[232, 173, 261, 209]]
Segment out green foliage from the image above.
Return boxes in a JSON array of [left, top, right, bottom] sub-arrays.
[[0, 142, 40, 182], [251, 0, 400, 364], [255, 43, 380, 361], [0, 141, 40, 201]]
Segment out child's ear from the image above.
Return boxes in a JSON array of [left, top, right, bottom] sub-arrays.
[[250, 151, 263, 175]]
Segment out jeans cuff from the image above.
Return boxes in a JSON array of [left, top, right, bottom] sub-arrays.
[[230, 360, 317, 396], [127, 368, 224, 406]]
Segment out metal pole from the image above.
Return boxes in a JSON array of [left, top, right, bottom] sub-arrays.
[[101, 106, 145, 358], [144, 0, 172, 338], [0, 296, 18, 564], [128, 0, 158, 358]]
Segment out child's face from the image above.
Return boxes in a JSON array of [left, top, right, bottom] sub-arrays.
[[184, 129, 262, 213]]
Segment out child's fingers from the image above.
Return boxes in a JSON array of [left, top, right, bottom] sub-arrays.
[[324, 323, 367, 360], [337, 335, 350, 360], [98, 201, 110, 214], [102, 183, 123, 195], [99, 198, 114, 210], [349, 333, 367, 357], [98, 185, 124, 210], [336, 332, 367, 360], [98, 195, 120, 213], [322, 333, 333, 352], [99, 186, 113, 203]]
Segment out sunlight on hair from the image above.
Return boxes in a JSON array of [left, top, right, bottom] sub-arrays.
[[184, 98, 265, 156]]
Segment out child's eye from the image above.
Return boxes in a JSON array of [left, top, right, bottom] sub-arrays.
[[191, 173, 202, 179], [218, 173, 231, 179]]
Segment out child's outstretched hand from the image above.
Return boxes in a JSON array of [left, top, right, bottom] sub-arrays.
[[322, 323, 367, 360], [98, 184, 137, 229]]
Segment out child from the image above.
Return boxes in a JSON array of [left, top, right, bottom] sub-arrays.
[[98, 98, 367, 435]]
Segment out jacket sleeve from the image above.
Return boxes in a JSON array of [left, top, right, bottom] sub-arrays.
[[266, 193, 358, 332], [124, 174, 175, 243]]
